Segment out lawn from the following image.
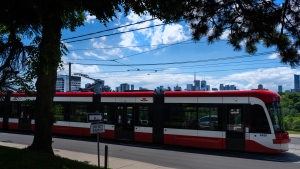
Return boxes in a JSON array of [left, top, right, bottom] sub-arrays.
[[288, 130, 300, 134], [0, 146, 104, 169]]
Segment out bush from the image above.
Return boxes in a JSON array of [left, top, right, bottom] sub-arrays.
[[293, 125, 300, 131]]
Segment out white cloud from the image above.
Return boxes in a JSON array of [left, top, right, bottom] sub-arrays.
[[161, 24, 189, 44], [119, 32, 142, 52], [71, 52, 83, 59], [101, 36, 106, 41], [92, 40, 106, 49], [84, 51, 108, 60], [71, 64, 100, 74], [268, 53, 279, 59], [85, 12, 96, 24], [220, 30, 230, 40], [62, 41, 73, 48]]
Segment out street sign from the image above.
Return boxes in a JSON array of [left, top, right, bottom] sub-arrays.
[[90, 123, 105, 134], [87, 113, 102, 122]]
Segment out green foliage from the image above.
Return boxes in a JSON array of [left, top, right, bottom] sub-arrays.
[[280, 92, 300, 131], [51, 104, 64, 123]]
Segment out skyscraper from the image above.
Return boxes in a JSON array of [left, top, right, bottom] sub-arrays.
[[294, 74, 300, 92], [56, 75, 81, 92], [258, 84, 263, 89], [120, 83, 130, 92], [201, 80, 206, 90], [219, 84, 224, 90], [278, 85, 283, 92]]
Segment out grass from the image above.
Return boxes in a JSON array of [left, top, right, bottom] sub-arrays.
[[288, 130, 300, 134], [0, 146, 104, 169]]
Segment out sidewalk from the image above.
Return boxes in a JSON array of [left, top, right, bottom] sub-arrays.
[[0, 142, 173, 169], [1, 135, 299, 169], [289, 134, 300, 138]]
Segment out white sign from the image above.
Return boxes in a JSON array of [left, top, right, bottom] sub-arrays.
[[90, 123, 105, 134], [88, 113, 102, 122]]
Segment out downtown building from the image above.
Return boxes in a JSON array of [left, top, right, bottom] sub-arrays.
[[56, 75, 81, 92]]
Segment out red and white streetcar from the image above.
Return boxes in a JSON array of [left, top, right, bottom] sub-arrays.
[[0, 90, 290, 153]]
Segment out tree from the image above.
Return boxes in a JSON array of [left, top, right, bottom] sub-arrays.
[[0, 1, 38, 92], [1, 0, 300, 154]]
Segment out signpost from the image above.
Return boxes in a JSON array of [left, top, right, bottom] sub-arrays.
[[88, 113, 105, 169]]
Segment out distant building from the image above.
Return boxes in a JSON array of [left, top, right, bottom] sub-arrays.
[[174, 84, 182, 91], [186, 84, 193, 91], [120, 83, 130, 92], [219, 84, 224, 90], [131, 84, 134, 90], [194, 80, 200, 90], [278, 85, 283, 92], [229, 85, 236, 90], [139, 87, 149, 90], [200, 80, 206, 90], [258, 84, 263, 90], [295, 74, 300, 92], [56, 75, 81, 92], [212, 88, 218, 91]]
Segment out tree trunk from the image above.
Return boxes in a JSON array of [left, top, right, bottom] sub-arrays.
[[27, 4, 62, 154]]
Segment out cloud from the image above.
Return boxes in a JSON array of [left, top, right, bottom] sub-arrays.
[[220, 30, 230, 40], [91, 39, 123, 57], [85, 12, 96, 24], [62, 41, 73, 48], [161, 24, 189, 44], [119, 32, 142, 52], [268, 53, 279, 59], [84, 51, 108, 60], [71, 52, 83, 59]]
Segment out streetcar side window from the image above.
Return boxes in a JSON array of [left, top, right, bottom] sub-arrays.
[[53, 103, 64, 121], [164, 104, 197, 129], [103, 105, 115, 124], [70, 103, 88, 122], [250, 105, 270, 133], [137, 106, 152, 127], [198, 107, 219, 130], [10, 103, 18, 118]]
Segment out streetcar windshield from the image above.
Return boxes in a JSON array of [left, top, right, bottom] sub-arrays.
[[267, 102, 285, 133]]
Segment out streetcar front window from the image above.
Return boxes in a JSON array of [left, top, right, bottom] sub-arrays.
[[267, 102, 285, 133]]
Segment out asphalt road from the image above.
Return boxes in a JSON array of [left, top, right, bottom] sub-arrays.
[[1, 130, 300, 169]]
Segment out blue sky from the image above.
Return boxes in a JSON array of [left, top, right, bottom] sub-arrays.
[[59, 10, 300, 92]]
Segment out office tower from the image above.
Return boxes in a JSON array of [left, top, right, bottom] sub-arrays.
[[278, 85, 283, 92], [186, 84, 193, 91], [219, 84, 224, 90], [294, 74, 300, 92], [131, 84, 134, 90], [56, 75, 81, 92], [120, 83, 130, 92], [258, 84, 263, 89], [201, 80, 206, 90]]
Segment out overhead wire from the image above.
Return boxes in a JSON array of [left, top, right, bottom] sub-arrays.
[[70, 51, 276, 66], [62, 18, 158, 41]]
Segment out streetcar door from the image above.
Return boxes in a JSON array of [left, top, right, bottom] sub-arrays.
[[18, 103, 33, 130], [226, 106, 245, 150], [115, 105, 134, 141]]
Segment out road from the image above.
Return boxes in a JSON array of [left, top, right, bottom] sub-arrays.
[[1, 130, 300, 169]]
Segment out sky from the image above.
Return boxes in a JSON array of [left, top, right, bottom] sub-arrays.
[[59, 10, 300, 93]]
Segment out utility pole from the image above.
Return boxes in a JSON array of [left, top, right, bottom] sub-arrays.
[[69, 62, 72, 92]]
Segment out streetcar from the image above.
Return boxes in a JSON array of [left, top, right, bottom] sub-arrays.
[[0, 90, 291, 153]]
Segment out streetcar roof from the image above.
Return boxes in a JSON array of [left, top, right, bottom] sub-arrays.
[[164, 90, 280, 103]]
